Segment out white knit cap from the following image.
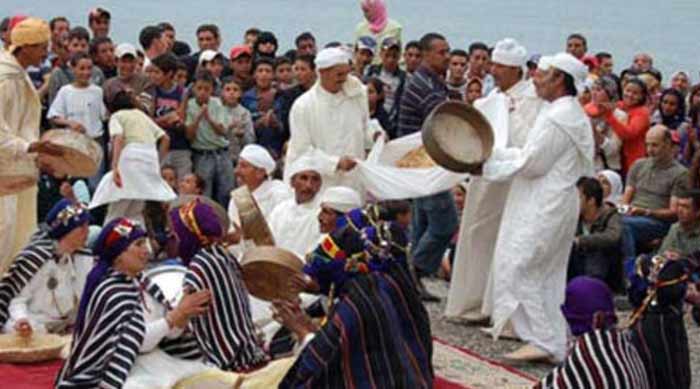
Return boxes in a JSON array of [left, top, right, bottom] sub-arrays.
[[286, 153, 322, 179], [239, 145, 276, 175], [539, 52, 589, 93], [314, 47, 352, 70], [320, 186, 362, 213], [491, 38, 527, 67]]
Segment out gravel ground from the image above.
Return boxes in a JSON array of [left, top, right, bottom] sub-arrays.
[[424, 278, 700, 387]]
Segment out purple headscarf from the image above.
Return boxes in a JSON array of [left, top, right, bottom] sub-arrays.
[[45, 199, 91, 240], [76, 218, 147, 328], [561, 276, 617, 336], [169, 199, 223, 264]]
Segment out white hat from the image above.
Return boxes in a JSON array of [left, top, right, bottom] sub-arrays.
[[315, 47, 352, 70], [286, 153, 322, 180], [320, 186, 362, 213], [240, 145, 276, 175], [115, 43, 137, 58], [539, 52, 588, 93], [199, 49, 223, 65], [491, 38, 527, 68]]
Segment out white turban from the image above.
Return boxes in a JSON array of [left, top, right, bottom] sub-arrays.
[[320, 186, 362, 213], [315, 47, 352, 70], [240, 145, 276, 175], [491, 38, 527, 68], [286, 153, 322, 179], [538, 52, 588, 93]]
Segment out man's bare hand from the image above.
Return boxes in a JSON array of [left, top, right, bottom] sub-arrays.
[[336, 157, 357, 172]]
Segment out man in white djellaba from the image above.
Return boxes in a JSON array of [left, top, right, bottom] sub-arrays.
[[478, 53, 594, 363], [445, 38, 543, 325]]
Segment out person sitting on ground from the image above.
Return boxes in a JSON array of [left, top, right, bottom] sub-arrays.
[[317, 187, 364, 236], [651, 88, 688, 135], [160, 164, 178, 192], [0, 200, 92, 336], [178, 173, 206, 196], [536, 276, 650, 389], [597, 169, 624, 207], [657, 189, 700, 258], [620, 125, 688, 268], [569, 177, 623, 288]]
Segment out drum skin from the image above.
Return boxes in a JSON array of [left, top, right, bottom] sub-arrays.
[[40, 129, 103, 177], [240, 246, 303, 302], [231, 186, 275, 246]]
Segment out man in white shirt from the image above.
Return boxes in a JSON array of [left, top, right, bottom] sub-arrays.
[[446, 38, 543, 324], [285, 47, 381, 193]]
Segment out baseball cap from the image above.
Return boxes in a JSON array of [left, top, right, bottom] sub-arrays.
[[115, 43, 137, 58], [89, 7, 111, 21], [381, 37, 401, 50], [356, 36, 377, 54], [229, 45, 252, 60], [199, 49, 224, 65]]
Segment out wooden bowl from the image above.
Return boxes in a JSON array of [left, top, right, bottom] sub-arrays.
[[241, 246, 303, 302]]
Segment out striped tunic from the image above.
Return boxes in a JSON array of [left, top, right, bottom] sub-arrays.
[[56, 271, 146, 389], [0, 231, 92, 328], [396, 65, 448, 138], [538, 329, 650, 389], [184, 244, 267, 371]]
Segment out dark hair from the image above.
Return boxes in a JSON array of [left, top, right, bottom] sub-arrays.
[[295, 54, 316, 71], [253, 57, 274, 72], [450, 49, 469, 60], [158, 22, 174, 33], [274, 56, 292, 70], [567, 33, 587, 48], [49, 16, 69, 31], [175, 60, 188, 72], [139, 25, 162, 50], [625, 78, 649, 106], [196, 24, 220, 39], [254, 31, 278, 57], [405, 40, 421, 51], [245, 27, 260, 37], [365, 77, 386, 106], [557, 70, 578, 97], [110, 90, 135, 112], [67, 26, 90, 43], [189, 173, 206, 191], [151, 53, 178, 74], [283, 49, 297, 62], [595, 52, 612, 62], [89, 36, 112, 56], [577, 177, 603, 207], [295, 32, 316, 47], [69, 52, 92, 67], [658, 88, 686, 122], [378, 200, 411, 221], [468, 42, 489, 56], [419, 33, 446, 52], [221, 76, 241, 89], [324, 41, 343, 48], [678, 189, 700, 210], [194, 69, 215, 85], [161, 164, 176, 174], [172, 41, 191, 56], [689, 104, 700, 128]]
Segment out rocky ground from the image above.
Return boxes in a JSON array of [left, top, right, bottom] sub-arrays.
[[424, 278, 700, 388]]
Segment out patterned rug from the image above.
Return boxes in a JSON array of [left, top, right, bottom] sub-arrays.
[[433, 338, 538, 389]]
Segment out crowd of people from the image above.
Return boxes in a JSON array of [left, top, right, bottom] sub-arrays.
[[1, 0, 699, 388]]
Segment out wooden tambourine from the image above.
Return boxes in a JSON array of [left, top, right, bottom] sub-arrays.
[[240, 246, 303, 302], [0, 155, 38, 195], [40, 129, 104, 177], [422, 101, 494, 173], [231, 186, 275, 246]]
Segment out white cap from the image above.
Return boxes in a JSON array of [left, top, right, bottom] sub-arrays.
[[115, 43, 137, 59], [538, 52, 589, 93], [199, 49, 223, 65], [491, 38, 527, 67], [240, 145, 276, 175], [286, 153, 322, 180], [320, 186, 362, 213], [314, 47, 352, 70]]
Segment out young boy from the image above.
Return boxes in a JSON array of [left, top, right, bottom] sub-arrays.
[[273, 56, 294, 90], [366, 37, 406, 129], [149, 53, 191, 179], [175, 61, 189, 89], [48, 52, 108, 190], [241, 58, 282, 156], [353, 36, 376, 78], [199, 50, 225, 95], [185, 70, 234, 206], [447, 49, 469, 100], [47, 26, 105, 106], [403, 40, 422, 76], [220, 78, 255, 169]]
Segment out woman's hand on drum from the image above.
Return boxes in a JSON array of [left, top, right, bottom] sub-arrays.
[[168, 290, 211, 328], [14, 319, 33, 338], [288, 273, 319, 294]]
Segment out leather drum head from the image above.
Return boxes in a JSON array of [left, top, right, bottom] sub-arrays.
[[241, 246, 304, 302], [41, 129, 104, 177]]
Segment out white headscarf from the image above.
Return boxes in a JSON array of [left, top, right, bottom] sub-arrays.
[[598, 170, 623, 206], [240, 145, 276, 175], [538, 52, 588, 93], [320, 186, 362, 213], [315, 47, 352, 70], [492, 38, 527, 68], [285, 153, 322, 179]]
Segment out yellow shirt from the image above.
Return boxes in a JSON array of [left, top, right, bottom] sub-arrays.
[[109, 109, 165, 145]]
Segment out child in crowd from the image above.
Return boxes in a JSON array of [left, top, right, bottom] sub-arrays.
[[150, 53, 191, 179], [274, 56, 295, 90], [178, 173, 206, 196], [160, 165, 178, 192], [220, 78, 255, 168], [48, 52, 108, 190], [242, 58, 282, 157], [441, 182, 469, 280], [353, 36, 376, 78], [175, 60, 190, 89], [465, 78, 483, 105], [185, 70, 234, 206], [366, 37, 405, 129], [199, 50, 225, 95], [365, 77, 393, 138]]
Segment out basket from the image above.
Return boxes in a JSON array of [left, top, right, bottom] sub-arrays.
[[0, 333, 69, 363]]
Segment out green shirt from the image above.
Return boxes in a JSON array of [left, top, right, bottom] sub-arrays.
[[658, 222, 700, 256], [627, 157, 687, 210], [186, 97, 229, 151]]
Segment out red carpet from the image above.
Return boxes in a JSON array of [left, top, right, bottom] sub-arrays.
[[0, 360, 62, 389]]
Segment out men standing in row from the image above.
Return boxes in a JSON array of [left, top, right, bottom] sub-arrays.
[[480, 53, 593, 363], [446, 38, 543, 322]]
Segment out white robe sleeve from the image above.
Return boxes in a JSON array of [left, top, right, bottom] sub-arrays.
[[0, 81, 31, 155], [483, 118, 573, 182], [4, 273, 38, 333]]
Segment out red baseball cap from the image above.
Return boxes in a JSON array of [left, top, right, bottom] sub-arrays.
[[229, 45, 252, 60]]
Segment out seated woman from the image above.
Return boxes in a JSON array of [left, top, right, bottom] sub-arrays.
[[169, 199, 268, 371], [0, 199, 92, 336], [537, 276, 650, 389], [56, 218, 222, 389]]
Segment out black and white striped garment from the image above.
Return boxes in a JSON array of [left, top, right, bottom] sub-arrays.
[[141, 275, 202, 360], [538, 328, 650, 389], [0, 231, 92, 327], [184, 244, 267, 371], [55, 271, 146, 389]]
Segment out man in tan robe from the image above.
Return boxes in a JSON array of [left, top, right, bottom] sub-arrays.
[[0, 18, 59, 275]]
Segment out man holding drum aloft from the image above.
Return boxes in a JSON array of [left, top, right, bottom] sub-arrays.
[[0, 17, 63, 276]]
